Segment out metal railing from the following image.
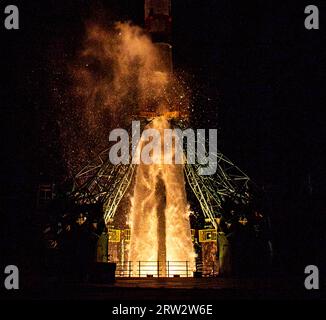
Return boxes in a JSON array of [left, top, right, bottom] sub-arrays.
[[114, 261, 194, 278]]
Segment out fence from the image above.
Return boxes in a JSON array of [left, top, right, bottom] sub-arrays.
[[114, 261, 219, 278], [114, 261, 193, 277]]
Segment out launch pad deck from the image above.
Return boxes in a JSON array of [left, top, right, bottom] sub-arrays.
[[5, 277, 322, 301]]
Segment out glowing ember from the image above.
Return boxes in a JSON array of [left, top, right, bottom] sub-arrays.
[[128, 116, 195, 276]]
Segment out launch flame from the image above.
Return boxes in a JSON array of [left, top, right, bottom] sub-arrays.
[[62, 20, 195, 275], [129, 117, 195, 276]]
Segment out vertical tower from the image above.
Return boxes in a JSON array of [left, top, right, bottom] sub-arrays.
[[145, 0, 172, 41], [145, 0, 173, 73]]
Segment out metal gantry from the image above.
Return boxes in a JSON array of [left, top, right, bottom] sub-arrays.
[[71, 119, 252, 227], [184, 152, 250, 229]]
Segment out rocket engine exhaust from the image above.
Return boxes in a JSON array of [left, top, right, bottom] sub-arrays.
[[128, 117, 195, 276]]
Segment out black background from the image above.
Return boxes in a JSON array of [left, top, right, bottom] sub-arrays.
[[1, 0, 325, 281]]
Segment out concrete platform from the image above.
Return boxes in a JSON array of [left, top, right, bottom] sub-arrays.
[[4, 277, 324, 300]]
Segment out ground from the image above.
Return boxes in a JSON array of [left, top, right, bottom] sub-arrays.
[[3, 277, 324, 300]]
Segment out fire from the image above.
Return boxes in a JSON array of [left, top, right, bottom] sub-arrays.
[[57, 19, 194, 275], [128, 116, 195, 276]]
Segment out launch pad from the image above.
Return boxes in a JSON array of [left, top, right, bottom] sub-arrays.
[[70, 114, 255, 278], [40, 0, 269, 282]]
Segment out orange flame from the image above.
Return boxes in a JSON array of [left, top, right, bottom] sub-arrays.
[[59, 20, 194, 273], [128, 117, 195, 276]]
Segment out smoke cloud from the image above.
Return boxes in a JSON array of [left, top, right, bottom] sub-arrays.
[[56, 21, 190, 175]]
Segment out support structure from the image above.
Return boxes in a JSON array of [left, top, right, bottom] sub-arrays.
[[70, 119, 252, 229]]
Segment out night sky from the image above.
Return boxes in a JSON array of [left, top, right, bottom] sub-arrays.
[[1, 1, 326, 276]]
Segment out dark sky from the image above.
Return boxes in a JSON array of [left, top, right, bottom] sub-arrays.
[[1, 0, 326, 274]]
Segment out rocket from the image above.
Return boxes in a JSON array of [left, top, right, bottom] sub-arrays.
[[144, 0, 173, 73], [142, 0, 182, 118], [144, 0, 172, 41]]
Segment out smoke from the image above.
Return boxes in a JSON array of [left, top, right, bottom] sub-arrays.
[[55, 21, 190, 175], [51, 18, 196, 271], [73, 22, 168, 120]]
